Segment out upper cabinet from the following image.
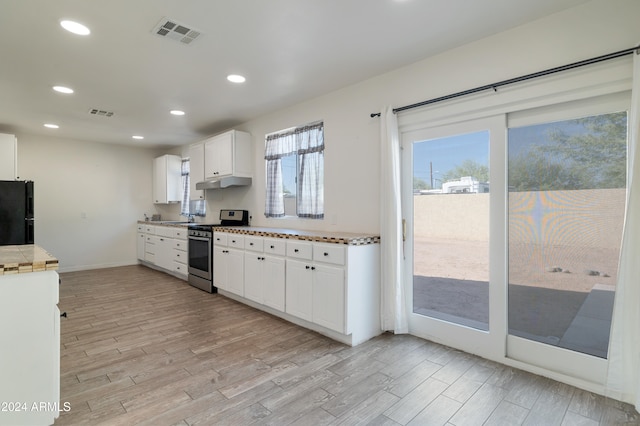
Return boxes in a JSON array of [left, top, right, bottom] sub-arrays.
[[0, 133, 17, 180], [187, 142, 205, 201], [153, 154, 182, 204], [204, 130, 252, 180]]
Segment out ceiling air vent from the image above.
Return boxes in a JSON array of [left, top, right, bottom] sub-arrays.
[[152, 17, 201, 45], [88, 108, 114, 117]]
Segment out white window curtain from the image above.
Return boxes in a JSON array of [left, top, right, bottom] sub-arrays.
[[180, 158, 190, 216], [297, 124, 324, 219], [180, 158, 205, 217], [264, 122, 324, 218], [606, 50, 640, 411], [380, 106, 408, 333]]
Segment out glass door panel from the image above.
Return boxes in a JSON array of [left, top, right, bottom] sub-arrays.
[[507, 111, 627, 359], [412, 131, 490, 331]]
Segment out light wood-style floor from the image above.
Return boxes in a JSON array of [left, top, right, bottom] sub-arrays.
[[55, 265, 639, 425]]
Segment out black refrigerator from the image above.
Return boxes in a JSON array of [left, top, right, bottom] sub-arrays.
[[0, 180, 35, 245]]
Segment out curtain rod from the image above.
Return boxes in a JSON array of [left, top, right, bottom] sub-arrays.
[[370, 45, 640, 118]]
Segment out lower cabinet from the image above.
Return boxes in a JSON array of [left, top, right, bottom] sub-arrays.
[[244, 236, 286, 311], [138, 223, 188, 280], [215, 230, 381, 346], [213, 234, 244, 296], [285, 243, 346, 333]]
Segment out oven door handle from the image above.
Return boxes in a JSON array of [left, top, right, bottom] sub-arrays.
[[189, 236, 210, 242]]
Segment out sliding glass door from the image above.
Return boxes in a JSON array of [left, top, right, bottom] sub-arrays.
[[403, 116, 506, 360], [403, 93, 629, 384]]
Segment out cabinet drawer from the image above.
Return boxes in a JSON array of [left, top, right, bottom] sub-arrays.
[[213, 232, 228, 246], [264, 238, 286, 256], [228, 235, 245, 249], [173, 250, 187, 264], [287, 240, 313, 260], [156, 226, 174, 238], [245, 236, 264, 252], [313, 243, 346, 266], [173, 228, 188, 239], [173, 239, 187, 251], [174, 262, 187, 275]]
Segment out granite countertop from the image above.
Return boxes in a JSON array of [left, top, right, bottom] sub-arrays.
[[0, 245, 59, 275], [214, 226, 380, 246]]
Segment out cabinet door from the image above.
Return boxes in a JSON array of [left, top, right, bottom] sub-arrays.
[[204, 133, 233, 179], [313, 264, 346, 333], [213, 245, 228, 290], [226, 248, 244, 296], [137, 232, 146, 260], [153, 155, 181, 204], [153, 156, 167, 203], [244, 253, 263, 303], [263, 256, 285, 312], [156, 237, 175, 270], [285, 259, 313, 321], [188, 143, 205, 200]]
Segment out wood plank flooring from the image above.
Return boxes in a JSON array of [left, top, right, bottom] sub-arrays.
[[55, 265, 639, 425]]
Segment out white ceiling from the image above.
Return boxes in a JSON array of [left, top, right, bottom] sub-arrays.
[[0, 0, 590, 148]]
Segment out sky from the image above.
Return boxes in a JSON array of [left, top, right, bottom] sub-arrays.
[[413, 130, 489, 188]]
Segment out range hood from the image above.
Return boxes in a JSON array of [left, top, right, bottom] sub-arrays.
[[196, 176, 252, 190]]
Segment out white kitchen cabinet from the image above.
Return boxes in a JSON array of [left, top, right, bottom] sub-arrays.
[[138, 224, 188, 281], [155, 235, 175, 272], [214, 229, 381, 347], [0, 133, 17, 180], [203, 130, 252, 179], [244, 236, 285, 311], [136, 224, 146, 260], [0, 270, 60, 426], [187, 142, 205, 201], [153, 154, 182, 204], [172, 228, 188, 277], [213, 234, 244, 296], [285, 242, 346, 333], [312, 262, 345, 333], [285, 258, 314, 322]]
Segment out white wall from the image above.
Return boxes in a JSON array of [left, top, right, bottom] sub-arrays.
[[199, 0, 640, 234], [14, 0, 640, 270], [16, 134, 161, 272]]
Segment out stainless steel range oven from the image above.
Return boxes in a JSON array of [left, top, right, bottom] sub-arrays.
[[187, 209, 249, 293]]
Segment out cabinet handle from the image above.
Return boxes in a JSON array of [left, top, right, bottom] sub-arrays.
[[270, 245, 275, 249], [324, 252, 329, 256], [232, 240, 236, 243], [305, 265, 310, 269], [294, 249, 299, 253], [249, 242, 254, 246], [311, 266, 316, 270]]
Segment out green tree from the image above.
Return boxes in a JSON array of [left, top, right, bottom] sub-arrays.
[[441, 159, 489, 183], [414, 177, 430, 190], [508, 112, 627, 191]]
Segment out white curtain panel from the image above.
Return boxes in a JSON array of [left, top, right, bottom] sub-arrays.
[[380, 106, 408, 334], [606, 50, 640, 411]]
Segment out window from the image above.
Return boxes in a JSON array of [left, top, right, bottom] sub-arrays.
[[180, 158, 206, 218], [265, 121, 324, 219]]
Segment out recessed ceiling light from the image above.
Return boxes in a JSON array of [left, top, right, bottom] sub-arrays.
[[132, 135, 144, 140], [44, 123, 59, 129], [60, 20, 91, 36], [227, 74, 246, 83], [170, 110, 185, 116], [53, 86, 74, 94]]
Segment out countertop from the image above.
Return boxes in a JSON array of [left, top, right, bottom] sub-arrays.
[[0, 245, 59, 275], [213, 226, 380, 246], [138, 221, 380, 245]]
